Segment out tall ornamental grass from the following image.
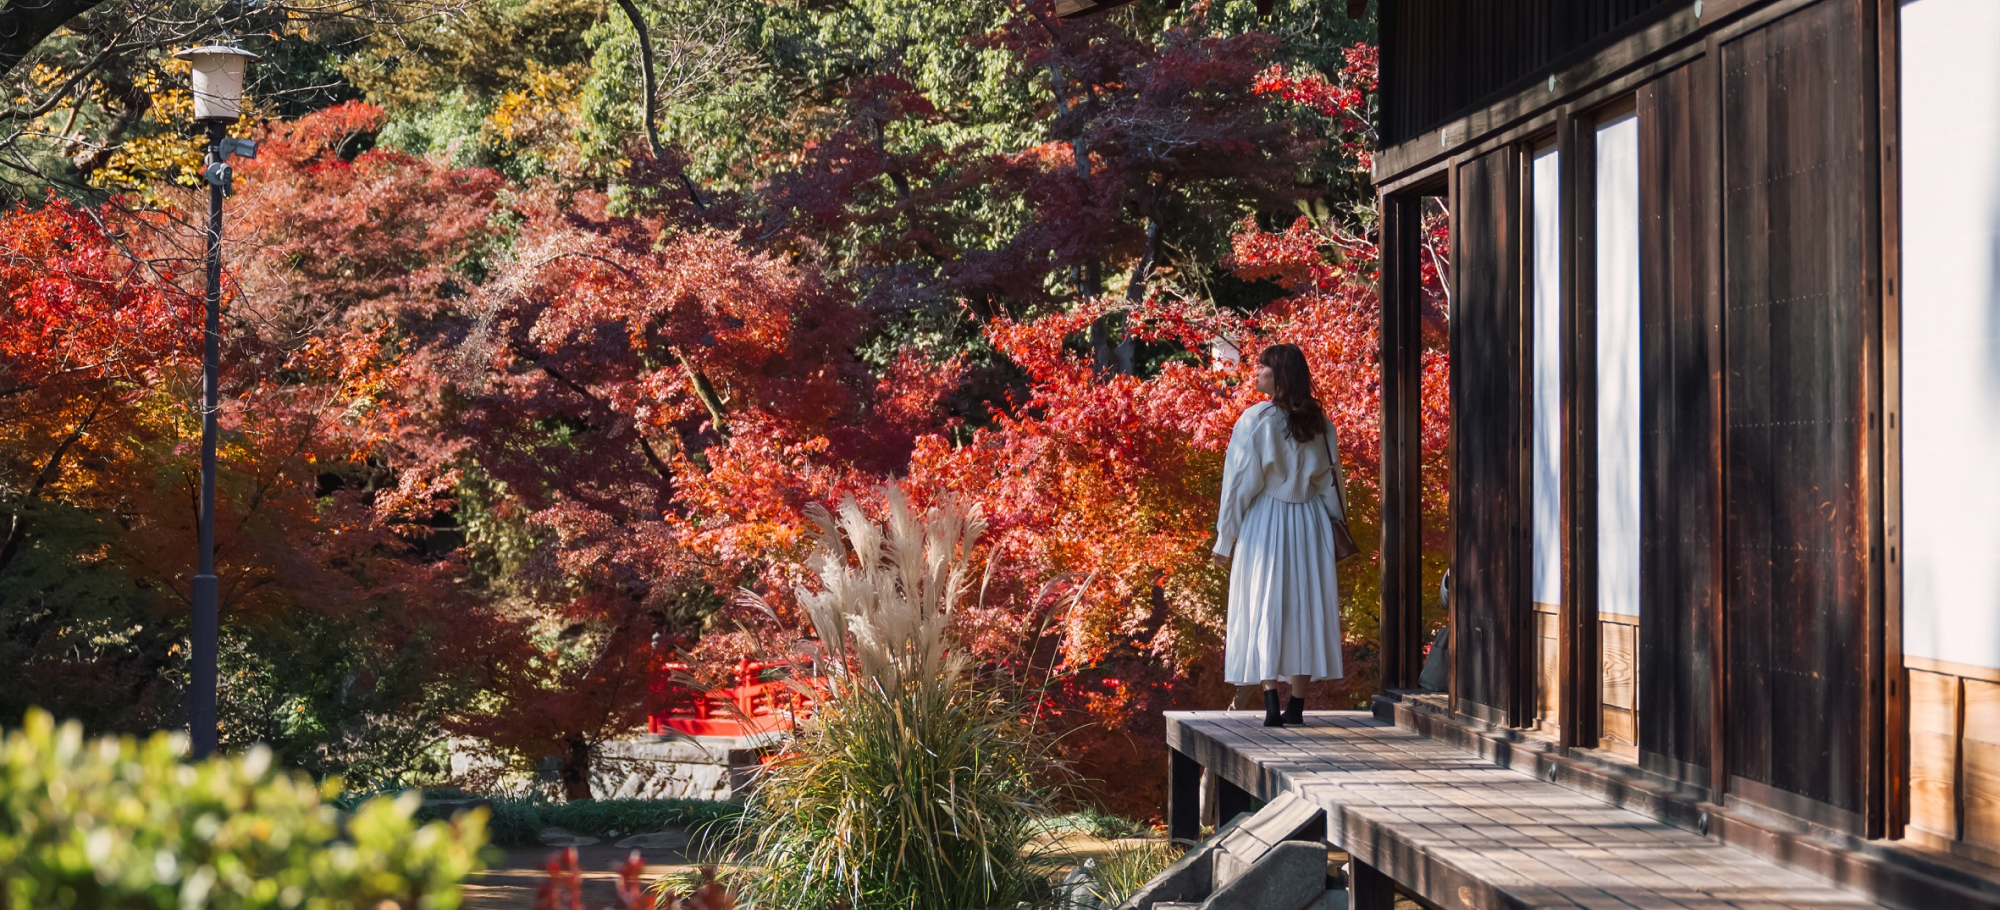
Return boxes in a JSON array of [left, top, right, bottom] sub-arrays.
[[732, 491, 1056, 910]]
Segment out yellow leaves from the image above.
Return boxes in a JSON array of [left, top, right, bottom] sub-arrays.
[[487, 62, 587, 140], [87, 132, 203, 195], [28, 63, 68, 90]]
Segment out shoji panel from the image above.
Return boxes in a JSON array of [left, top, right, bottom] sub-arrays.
[[1597, 109, 1643, 755], [1900, 0, 2000, 677], [1531, 145, 1564, 730], [1895, 0, 2000, 856]]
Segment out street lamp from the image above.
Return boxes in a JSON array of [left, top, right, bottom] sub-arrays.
[[173, 42, 257, 760]]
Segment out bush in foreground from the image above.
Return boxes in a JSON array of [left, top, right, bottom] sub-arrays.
[[731, 492, 1058, 910], [0, 708, 487, 909]]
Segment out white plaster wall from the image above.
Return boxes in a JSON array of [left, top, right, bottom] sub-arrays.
[[1533, 147, 1565, 606], [1597, 113, 1643, 617], [1900, 0, 2000, 669]]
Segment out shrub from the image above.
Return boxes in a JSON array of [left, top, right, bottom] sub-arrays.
[[1081, 841, 1179, 907], [731, 491, 1058, 910], [0, 708, 487, 909], [1042, 810, 1152, 841], [536, 798, 743, 842], [333, 792, 745, 848]]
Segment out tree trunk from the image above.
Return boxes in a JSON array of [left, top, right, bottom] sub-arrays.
[[609, 0, 706, 212], [1109, 213, 1162, 374], [561, 739, 594, 802], [0, 0, 112, 81]]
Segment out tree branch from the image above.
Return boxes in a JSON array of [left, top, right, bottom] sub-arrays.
[[521, 349, 679, 487], [0, 0, 115, 82], [0, 395, 104, 575], [523, 251, 730, 436], [609, 0, 705, 212]]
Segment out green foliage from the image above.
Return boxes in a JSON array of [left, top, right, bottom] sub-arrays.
[[331, 792, 743, 848], [582, 0, 1039, 188], [345, 0, 604, 110], [0, 709, 487, 909], [0, 501, 182, 734], [375, 88, 491, 168], [539, 798, 742, 841], [1042, 810, 1151, 841], [485, 797, 743, 848], [1078, 841, 1180, 907]]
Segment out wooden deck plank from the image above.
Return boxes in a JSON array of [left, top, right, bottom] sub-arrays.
[[1167, 710, 1885, 910]]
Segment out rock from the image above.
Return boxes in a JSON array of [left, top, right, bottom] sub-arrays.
[[1058, 858, 1106, 909], [537, 827, 600, 847], [1202, 842, 1326, 910]]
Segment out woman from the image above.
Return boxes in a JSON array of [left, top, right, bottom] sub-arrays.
[[1211, 343, 1346, 727]]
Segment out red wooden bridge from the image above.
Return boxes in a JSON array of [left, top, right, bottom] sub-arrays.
[[648, 658, 830, 739]]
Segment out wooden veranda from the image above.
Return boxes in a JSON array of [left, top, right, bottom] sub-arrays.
[[1155, 0, 2000, 907]]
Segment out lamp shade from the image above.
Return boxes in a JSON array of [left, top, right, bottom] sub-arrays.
[[173, 45, 259, 122]]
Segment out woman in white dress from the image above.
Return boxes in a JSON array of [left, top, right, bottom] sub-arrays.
[[1210, 343, 1346, 727]]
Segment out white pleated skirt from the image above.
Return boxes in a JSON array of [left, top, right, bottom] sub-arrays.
[[1223, 496, 1345, 684]]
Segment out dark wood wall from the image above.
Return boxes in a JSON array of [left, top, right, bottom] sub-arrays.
[[1379, 0, 1683, 145], [1719, 0, 1871, 816], [1413, 0, 1889, 828], [1636, 60, 1720, 780], [1450, 147, 1524, 720]]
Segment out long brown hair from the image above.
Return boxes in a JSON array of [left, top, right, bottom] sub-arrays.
[[1259, 343, 1327, 443]]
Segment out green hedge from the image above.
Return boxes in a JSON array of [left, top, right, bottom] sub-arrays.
[[334, 791, 744, 849], [332, 792, 748, 856], [0, 709, 487, 909]]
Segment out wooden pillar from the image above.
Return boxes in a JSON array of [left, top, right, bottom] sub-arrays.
[[1702, 32, 1730, 807], [1872, 0, 1906, 840], [1349, 858, 1398, 910], [1555, 105, 1583, 749], [1169, 747, 1201, 844], [1379, 192, 1427, 691]]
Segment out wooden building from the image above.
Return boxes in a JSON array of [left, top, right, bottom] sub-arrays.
[[1359, 0, 2000, 902]]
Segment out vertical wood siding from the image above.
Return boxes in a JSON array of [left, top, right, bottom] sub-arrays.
[[1452, 147, 1525, 717], [1380, 0, 1683, 146], [1719, 0, 1869, 814], [1636, 60, 1720, 778], [1380, 194, 1432, 691]]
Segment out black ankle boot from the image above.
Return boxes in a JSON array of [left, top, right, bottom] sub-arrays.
[[1262, 689, 1284, 727], [1282, 696, 1305, 725]]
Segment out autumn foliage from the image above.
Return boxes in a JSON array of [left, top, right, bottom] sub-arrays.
[[3, 1, 1445, 822]]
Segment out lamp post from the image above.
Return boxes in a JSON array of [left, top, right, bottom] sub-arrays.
[[173, 42, 257, 760]]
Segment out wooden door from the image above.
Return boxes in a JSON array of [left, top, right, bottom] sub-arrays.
[[1635, 59, 1721, 783], [1719, 0, 1872, 822], [1451, 146, 1528, 723]]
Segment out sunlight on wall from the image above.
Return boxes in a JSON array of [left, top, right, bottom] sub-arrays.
[[1901, 0, 2000, 670]]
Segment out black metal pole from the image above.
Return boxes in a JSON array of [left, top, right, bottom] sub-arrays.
[[190, 119, 226, 760]]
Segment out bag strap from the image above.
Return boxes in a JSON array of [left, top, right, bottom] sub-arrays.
[[1322, 424, 1349, 520]]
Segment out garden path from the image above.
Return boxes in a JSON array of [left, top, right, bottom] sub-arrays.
[[461, 841, 698, 910]]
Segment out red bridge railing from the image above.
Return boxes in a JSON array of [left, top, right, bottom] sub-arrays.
[[649, 658, 830, 739]]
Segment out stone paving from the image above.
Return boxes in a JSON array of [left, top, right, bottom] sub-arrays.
[[1167, 710, 1887, 910]]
